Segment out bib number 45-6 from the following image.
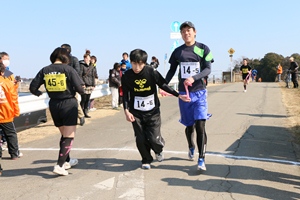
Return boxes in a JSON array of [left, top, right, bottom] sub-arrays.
[[44, 74, 67, 92]]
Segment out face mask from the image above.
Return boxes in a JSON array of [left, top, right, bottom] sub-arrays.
[[2, 60, 10, 67]]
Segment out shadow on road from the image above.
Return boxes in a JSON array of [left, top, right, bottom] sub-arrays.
[[161, 177, 300, 200], [1, 158, 140, 178]]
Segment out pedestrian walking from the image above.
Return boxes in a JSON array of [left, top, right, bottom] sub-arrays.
[[30, 47, 85, 176], [79, 50, 97, 118], [289, 57, 299, 88]]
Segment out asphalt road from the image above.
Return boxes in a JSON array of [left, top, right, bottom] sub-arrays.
[[1, 82, 300, 200]]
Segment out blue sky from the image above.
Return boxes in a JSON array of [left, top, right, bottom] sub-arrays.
[[2, 0, 299, 79]]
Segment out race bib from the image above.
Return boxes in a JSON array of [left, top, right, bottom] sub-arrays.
[[134, 94, 155, 111], [180, 62, 200, 78], [44, 74, 67, 92]]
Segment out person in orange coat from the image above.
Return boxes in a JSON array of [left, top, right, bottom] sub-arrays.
[[0, 62, 22, 162], [276, 63, 283, 82]]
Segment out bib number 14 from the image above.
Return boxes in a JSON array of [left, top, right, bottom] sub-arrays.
[[134, 94, 155, 111]]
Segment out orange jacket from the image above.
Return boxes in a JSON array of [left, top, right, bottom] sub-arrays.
[[277, 65, 282, 74], [0, 76, 20, 123]]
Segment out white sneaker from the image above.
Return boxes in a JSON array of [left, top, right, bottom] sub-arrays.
[[141, 164, 151, 169], [2, 142, 7, 151], [244, 90, 247, 93], [53, 165, 68, 176], [155, 152, 164, 162], [18, 152, 23, 158], [64, 158, 78, 170], [89, 108, 97, 112]]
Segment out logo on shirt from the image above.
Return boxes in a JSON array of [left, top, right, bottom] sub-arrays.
[[134, 79, 151, 92]]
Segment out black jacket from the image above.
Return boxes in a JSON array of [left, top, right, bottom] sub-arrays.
[[79, 61, 96, 87], [68, 54, 80, 75], [109, 69, 121, 88], [30, 63, 84, 99]]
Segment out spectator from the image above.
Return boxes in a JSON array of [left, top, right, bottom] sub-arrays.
[[276, 63, 282, 82], [118, 62, 127, 107], [29, 47, 85, 176], [252, 69, 258, 82], [0, 62, 23, 161], [89, 55, 99, 112], [61, 44, 85, 125], [120, 62, 127, 74], [0, 52, 20, 151], [289, 57, 299, 88], [120, 52, 132, 71], [0, 52, 15, 82], [79, 50, 97, 118], [150, 56, 159, 69], [109, 63, 121, 109]]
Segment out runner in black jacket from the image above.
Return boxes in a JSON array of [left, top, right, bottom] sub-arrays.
[[122, 49, 190, 170], [30, 47, 84, 176]]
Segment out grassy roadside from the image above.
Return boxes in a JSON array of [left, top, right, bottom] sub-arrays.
[[279, 82, 300, 144]]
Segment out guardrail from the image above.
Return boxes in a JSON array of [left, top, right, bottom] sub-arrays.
[[18, 78, 178, 114], [19, 84, 111, 114]]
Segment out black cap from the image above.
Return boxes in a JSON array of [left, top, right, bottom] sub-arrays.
[[180, 21, 195, 30]]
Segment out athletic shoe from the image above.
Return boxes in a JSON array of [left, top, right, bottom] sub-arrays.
[[11, 152, 23, 160], [155, 152, 164, 162], [89, 108, 97, 112], [53, 165, 68, 176], [79, 117, 85, 126], [197, 158, 206, 171], [2, 142, 7, 151], [141, 164, 151, 169], [188, 147, 195, 160], [244, 90, 247, 93], [64, 158, 78, 170]]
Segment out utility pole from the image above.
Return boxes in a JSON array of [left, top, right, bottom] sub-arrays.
[[228, 48, 235, 82]]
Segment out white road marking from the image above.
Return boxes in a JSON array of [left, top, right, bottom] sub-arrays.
[[94, 177, 115, 190], [20, 147, 300, 166], [117, 172, 145, 200]]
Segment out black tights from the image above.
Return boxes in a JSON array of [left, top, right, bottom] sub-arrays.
[[185, 120, 207, 159], [80, 94, 91, 111]]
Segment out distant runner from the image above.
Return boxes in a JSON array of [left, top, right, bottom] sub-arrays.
[[240, 59, 252, 92]]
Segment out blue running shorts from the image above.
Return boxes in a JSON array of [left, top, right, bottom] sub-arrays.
[[178, 89, 207, 126]]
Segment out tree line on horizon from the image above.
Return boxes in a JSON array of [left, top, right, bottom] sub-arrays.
[[232, 53, 300, 82]]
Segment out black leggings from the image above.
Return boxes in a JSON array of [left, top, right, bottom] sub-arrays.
[[185, 120, 207, 159], [80, 94, 91, 110], [291, 73, 299, 88]]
